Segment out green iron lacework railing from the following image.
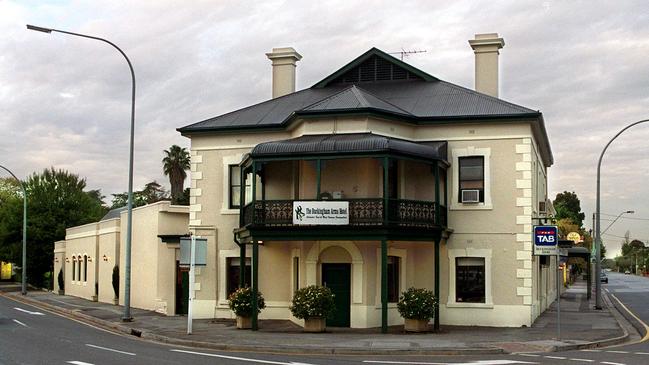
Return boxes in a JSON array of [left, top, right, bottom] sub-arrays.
[[242, 199, 446, 228]]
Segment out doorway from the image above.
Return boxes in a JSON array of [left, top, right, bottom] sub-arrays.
[[322, 263, 351, 327], [175, 260, 189, 315]]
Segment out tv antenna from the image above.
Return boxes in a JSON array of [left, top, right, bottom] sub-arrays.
[[388, 48, 427, 61]]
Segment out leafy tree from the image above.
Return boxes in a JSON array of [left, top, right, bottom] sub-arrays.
[[174, 188, 190, 206], [553, 191, 586, 228], [110, 181, 168, 209], [0, 177, 21, 205], [0, 168, 105, 287], [162, 145, 190, 204]]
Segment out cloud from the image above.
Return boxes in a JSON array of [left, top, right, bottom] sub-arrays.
[[1, 1, 649, 247]]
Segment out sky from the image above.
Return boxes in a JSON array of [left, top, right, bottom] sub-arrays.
[[1, 1, 648, 258]]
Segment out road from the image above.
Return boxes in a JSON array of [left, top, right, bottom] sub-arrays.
[[1, 272, 648, 365]]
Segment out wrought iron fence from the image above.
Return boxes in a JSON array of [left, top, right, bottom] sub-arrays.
[[242, 199, 445, 229]]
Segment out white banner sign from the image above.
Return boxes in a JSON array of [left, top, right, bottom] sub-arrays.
[[293, 201, 349, 225]]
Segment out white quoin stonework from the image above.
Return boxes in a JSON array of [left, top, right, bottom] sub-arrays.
[[190, 149, 203, 226], [515, 138, 533, 306]]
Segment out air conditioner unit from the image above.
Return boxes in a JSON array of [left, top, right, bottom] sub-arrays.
[[460, 189, 480, 203], [538, 201, 547, 214]]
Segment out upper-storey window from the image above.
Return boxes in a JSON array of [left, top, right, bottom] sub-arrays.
[[458, 156, 484, 203], [229, 165, 242, 209]]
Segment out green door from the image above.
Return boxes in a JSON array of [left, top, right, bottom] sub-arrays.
[[322, 263, 351, 327], [176, 261, 189, 315]]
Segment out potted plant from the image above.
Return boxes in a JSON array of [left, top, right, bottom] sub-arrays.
[[228, 287, 266, 329], [289, 285, 335, 332], [112, 265, 119, 305], [397, 287, 437, 332], [57, 268, 64, 295]]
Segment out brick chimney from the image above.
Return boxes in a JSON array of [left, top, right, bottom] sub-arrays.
[[468, 33, 505, 98], [265, 47, 302, 98]]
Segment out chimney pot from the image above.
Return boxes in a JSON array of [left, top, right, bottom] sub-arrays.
[[266, 47, 302, 98], [468, 33, 505, 98]]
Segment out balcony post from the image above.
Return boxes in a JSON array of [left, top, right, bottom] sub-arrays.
[[252, 240, 259, 331], [316, 159, 321, 199], [251, 161, 259, 331], [434, 233, 441, 332], [381, 239, 388, 334], [383, 157, 389, 225], [434, 163, 440, 226], [252, 161, 257, 205]]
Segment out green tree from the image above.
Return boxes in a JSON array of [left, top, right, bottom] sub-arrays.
[[553, 191, 586, 228], [0, 168, 105, 287], [110, 181, 168, 209], [162, 145, 190, 204]]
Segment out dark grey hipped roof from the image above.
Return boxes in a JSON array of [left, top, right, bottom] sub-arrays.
[[178, 48, 552, 165], [101, 206, 127, 221], [251, 133, 448, 163]]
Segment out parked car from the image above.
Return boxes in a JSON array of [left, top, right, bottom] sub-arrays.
[[625, 270, 631, 275], [601, 271, 608, 283]]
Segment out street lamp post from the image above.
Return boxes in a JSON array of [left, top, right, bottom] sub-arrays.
[[0, 165, 27, 295], [595, 118, 649, 309], [26, 24, 136, 321], [601, 210, 634, 235]]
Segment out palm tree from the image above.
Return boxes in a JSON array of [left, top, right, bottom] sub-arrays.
[[162, 145, 190, 204]]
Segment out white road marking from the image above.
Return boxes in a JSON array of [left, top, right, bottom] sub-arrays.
[[544, 356, 566, 359], [517, 354, 540, 357], [567, 359, 593, 362], [12, 319, 27, 327], [171, 349, 315, 365], [580, 350, 601, 352], [634, 352, 649, 355], [601, 362, 626, 365], [67, 362, 94, 365], [85, 343, 136, 356], [363, 361, 537, 365], [606, 351, 628, 354], [14, 307, 44, 315]]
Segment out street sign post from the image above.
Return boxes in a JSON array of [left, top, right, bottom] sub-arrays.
[[533, 225, 561, 340], [180, 236, 208, 335]]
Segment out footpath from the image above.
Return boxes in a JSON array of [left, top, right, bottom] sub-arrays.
[[0, 280, 633, 355]]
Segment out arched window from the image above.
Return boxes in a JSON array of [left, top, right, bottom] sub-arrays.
[[72, 257, 76, 282], [83, 255, 88, 282], [77, 256, 82, 281]]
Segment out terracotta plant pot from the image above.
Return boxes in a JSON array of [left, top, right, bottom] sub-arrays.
[[404, 318, 429, 332], [303, 317, 326, 332], [236, 315, 252, 329]]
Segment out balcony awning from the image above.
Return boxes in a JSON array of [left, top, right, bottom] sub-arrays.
[[250, 133, 448, 164]]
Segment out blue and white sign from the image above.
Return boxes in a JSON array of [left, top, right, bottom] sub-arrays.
[[533, 225, 558, 256]]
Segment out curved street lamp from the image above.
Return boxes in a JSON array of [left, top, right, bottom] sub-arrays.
[[601, 210, 634, 235], [0, 164, 27, 295], [595, 119, 649, 309], [26, 24, 136, 321]]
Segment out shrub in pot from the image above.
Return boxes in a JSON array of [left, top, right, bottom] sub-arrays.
[[397, 287, 437, 332], [289, 285, 335, 332], [228, 287, 266, 329]]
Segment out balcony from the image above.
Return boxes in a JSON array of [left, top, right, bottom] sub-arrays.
[[242, 198, 447, 229], [234, 133, 449, 241]]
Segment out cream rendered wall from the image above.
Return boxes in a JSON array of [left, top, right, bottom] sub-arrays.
[[64, 223, 99, 301], [185, 115, 550, 327], [97, 219, 120, 303], [118, 202, 189, 315]]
